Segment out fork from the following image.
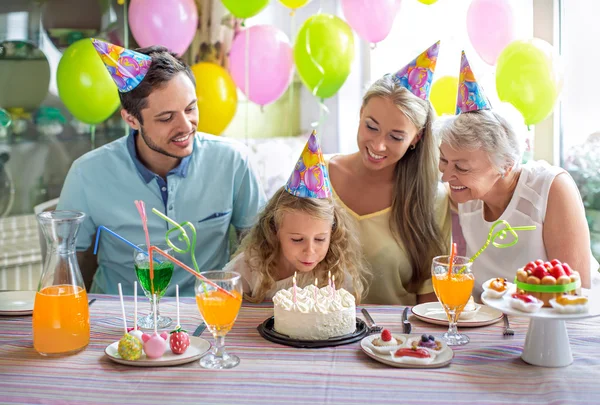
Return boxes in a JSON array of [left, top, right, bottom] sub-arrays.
[[503, 315, 514, 336]]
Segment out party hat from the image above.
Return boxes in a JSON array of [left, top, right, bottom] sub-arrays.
[[285, 130, 332, 199], [456, 51, 492, 114], [91, 38, 152, 93], [392, 41, 440, 100]]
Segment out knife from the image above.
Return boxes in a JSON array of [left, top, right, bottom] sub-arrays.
[[402, 307, 412, 334], [361, 308, 381, 333], [193, 322, 206, 337]]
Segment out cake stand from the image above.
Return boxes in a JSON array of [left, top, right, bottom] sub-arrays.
[[482, 291, 600, 367]]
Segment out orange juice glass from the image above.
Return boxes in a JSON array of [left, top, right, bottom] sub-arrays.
[[195, 271, 243, 369], [431, 255, 474, 346], [33, 285, 90, 355], [34, 211, 90, 356]]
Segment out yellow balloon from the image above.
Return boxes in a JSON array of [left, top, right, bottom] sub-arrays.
[[279, 0, 310, 9], [418, 0, 438, 4], [190, 62, 238, 135], [430, 76, 459, 116]]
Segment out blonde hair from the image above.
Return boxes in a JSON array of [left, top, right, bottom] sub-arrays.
[[237, 187, 370, 303], [362, 75, 447, 293], [435, 109, 523, 175]]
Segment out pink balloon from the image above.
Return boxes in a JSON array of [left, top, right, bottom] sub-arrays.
[[129, 0, 198, 56], [341, 0, 399, 44], [467, 0, 516, 65], [229, 25, 293, 106]]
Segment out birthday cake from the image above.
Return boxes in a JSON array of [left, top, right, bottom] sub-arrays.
[[515, 259, 580, 307], [272, 285, 356, 340]]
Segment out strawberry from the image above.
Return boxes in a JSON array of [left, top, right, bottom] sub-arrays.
[[550, 259, 562, 266], [533, 265, 547, 280], [524, 261, 536, 272], [169, 326, 190, 355], [544, 262, 553, 271], [535, 259, 544, 266], [381, 329, 392, 342], [562, 263, 573, 276], [549, 264, 566, 279]]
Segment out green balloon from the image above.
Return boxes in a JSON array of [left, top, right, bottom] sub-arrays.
[[496, 39, 560, 126], [294, 14, 355, 99], [57, 39, 120, 125], [221, 0, 270, 19]]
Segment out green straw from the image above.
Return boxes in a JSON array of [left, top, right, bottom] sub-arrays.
[[469, 219, 536, 263], [151, 208, 207, 295]]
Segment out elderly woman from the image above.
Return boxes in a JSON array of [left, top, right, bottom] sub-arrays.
[[437, 52, 598, 300]]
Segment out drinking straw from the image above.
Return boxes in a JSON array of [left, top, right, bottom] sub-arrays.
[[94, 226, 152, 257], [448, 242, 457, 275], [148, 245, 238, 299], [118, 283, 128, 334], [151, 208, 199, 272], [134, 200, 154, 294], [469, 220, 536, 263]]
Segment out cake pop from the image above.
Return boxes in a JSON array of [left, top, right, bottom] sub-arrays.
[[117, 283, 142, 360], [128, 281, 144, 342], [141, 293, 168, 359], [170, 285, 190, 354]]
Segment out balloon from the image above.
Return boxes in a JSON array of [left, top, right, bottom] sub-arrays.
[[294, 14, 355, 99], [341, 0, 398, 43], [57, 39, 120, 125], [279, 0, 310, 9], [430, 76, 459, 117], [305, 166, 324, 192], [129, 0, 198, 56], [496, 39, 561, 126], [417, 0, 438, 4], [467, 0, 515, 65], [229, 25, 293, 106], [190, 63, 238, 135], [221, 0, 269, 18]]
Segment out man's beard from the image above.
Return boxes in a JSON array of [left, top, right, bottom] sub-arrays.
[[139, 126, 192, 159]]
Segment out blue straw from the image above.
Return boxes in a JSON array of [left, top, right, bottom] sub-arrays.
[[93, 225, 161, 263]]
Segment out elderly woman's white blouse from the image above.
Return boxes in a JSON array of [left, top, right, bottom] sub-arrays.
[[458, 160, 599, 300]]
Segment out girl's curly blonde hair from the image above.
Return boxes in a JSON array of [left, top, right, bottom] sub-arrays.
[[237, 187, 370, 303]]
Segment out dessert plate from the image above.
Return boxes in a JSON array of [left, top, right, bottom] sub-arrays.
[[105, 336, 210, 367], [0, 290, 36, 316], [411, 302, 503, 327], [360, 334, 454, 368], [257, 317, 369, 348]]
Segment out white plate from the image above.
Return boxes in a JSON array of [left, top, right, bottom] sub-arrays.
[[105, 336, 211, 367], [411, 302, 503, 327], [0, 291, 36, 316], [360, 334, 453, 368]]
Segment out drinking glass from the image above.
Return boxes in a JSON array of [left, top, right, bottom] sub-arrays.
[[195, 271, 243, 369], [431, 255, 474, 346], [134, 244, 174, 329]]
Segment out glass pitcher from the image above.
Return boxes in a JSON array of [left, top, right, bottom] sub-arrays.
[[33, 210, 90, 356]]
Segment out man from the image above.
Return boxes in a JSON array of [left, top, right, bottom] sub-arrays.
[[57, 40, 266, 296]]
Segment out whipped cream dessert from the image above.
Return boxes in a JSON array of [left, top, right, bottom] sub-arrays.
[[273, 285, 356, 340]]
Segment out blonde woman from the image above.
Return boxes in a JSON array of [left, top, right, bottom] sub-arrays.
[[225, 134, 370, 303], [328, 43, 451, 305]]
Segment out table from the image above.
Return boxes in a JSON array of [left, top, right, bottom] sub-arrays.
[[1, 295, 599, 404]]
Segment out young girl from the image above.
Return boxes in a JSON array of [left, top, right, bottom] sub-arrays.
[[224, 133, 370, 303]]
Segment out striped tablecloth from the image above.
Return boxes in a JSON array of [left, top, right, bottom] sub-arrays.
[[1, 296, 599, 405]]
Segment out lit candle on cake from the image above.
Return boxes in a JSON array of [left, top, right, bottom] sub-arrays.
[[328, 271, 332, 289], [332, 275, 336, 298], [314, 278, 318, 301], [293, 272, 297, 304]]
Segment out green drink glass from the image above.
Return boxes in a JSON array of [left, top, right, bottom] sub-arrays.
[[134, 244, 174, 329]]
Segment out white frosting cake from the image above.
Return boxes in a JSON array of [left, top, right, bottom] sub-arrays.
[[272, 284, 356, 340]]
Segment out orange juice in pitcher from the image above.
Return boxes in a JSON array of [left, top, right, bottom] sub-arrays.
[[33, 211, 90, 356]]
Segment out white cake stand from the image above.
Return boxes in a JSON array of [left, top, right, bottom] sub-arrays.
[[482, 291, 600, 367]]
